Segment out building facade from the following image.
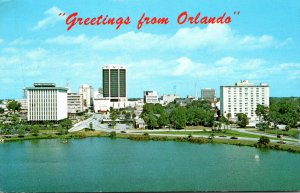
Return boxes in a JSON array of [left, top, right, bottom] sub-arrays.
[[67, 93, 83, 114], [26, 83, 68, 121], [102, 64, 127, 102], [159, 94, 180, 105], [201, 88, 216, 101], [144, 91, 159, 104], [79, 84, 92, 110], [220, 80, 269, 122]]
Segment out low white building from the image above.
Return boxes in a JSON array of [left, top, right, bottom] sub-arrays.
[[94, 98, 110, 113], [93, 98, 144, 113], [144, 91, 158, 104], [67, 93, 83, 114], [26, 83, 68, 121], [160, 94, 180, 105]]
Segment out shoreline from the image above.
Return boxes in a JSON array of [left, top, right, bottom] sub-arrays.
[[1, 131, 300, 153]]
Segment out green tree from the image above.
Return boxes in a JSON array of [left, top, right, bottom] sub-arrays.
[[144, 113, 158, 129], [18, 128, 25, 137], [157, 112, 169, 128], [109, 131, 116, 138], [132, 113, 136, 119], [57, 126, 68, 135], [60, 119, 73, 129], [30, 125, 39, 136], [6, 100, 21, 113], [269, 98, 300, 128], [169, 107, 186, 129], [0, 107, 4, 114], [109, 109, 118, 128], [125, 112, 131, 120], [89, 122, 93, 130], [236, 113, 249, 128], [257, 136, 270, 146], [255, 104, 269, 122], [226, 113, 231, 129]]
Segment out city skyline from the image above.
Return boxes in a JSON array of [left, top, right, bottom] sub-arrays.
[[0, 0, 300, 99]]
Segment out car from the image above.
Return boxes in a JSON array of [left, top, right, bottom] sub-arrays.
[[219, 135, 227, 138], [230, 136, 238, 139], [277, 141, 286, 144], [120, 130, 127, 133]]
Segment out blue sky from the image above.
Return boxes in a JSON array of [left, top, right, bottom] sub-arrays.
[[0, 0, 299, 99]]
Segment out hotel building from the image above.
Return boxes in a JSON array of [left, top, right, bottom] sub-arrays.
[[26, 83, 68, 121], [220, 80, 269, 122]]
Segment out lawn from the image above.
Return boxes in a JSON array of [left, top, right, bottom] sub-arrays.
[[252, 129, 300, 138], [149, 129, 265, 139]]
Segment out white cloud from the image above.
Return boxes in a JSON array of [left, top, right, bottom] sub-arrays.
[[26, 48, 46, 60], [0, 38, 3, 44], [10, 37, 32, 46], [216, 57, 238, 66], [32, 6, 65, 30], [46, 25, 285, 51], [46, 34, 88, 45]]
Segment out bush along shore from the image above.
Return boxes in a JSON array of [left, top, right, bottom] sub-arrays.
[[1, 130, 300, 154]]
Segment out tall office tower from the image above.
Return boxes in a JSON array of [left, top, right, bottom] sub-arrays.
[[201, 88, 216, 102], [79, 84, 92, 109], [220, 80, 269, 122], [26, 83, 68, 121], [102, 64, 127, 102]]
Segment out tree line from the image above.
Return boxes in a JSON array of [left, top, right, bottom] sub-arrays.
[[141, 100, 215, 129], [256, 97, 300, 129]]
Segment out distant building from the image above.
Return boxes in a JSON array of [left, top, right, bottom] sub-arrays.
[[67, 93, 83, 114], [79, 84, 92, 110], [201, 88, 215, 102], [144, 91, 158, 104], [26, 83, 68, 121], [159, 94, 180, 105], [220, 80, 269, 122], [102, 64, 127, 102], [93, 98, 111, 113], [16, 99, 28, 113]]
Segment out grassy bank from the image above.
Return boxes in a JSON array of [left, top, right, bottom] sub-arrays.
[[252, 129, 300, 138], [148, 130, 281, 140], [122, 133, 300, 153], [1, 130, 300, 154]]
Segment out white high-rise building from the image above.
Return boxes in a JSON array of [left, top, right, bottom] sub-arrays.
[[144, 91, 159, 104], [67, 93, 83, 114], [79, 84, 92, 110], [220, 80, 269, 122], [26, 83, 68, 121]]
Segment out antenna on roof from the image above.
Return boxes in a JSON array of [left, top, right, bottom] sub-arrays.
[[173, 85, 176, 95]]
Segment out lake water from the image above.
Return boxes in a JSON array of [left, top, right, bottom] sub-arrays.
[[0, 138, 299, 192]]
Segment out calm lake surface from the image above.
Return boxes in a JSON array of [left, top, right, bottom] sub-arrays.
[[0, 138, 299, 192]]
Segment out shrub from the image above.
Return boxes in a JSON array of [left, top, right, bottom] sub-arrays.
[[257, 136, 270, 146], [109, 131, 116, 138]]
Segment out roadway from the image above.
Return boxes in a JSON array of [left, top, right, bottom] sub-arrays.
[[69, 113, 300, 145]]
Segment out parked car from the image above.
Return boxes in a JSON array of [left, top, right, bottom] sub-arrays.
[[230, 136, 238, 139]]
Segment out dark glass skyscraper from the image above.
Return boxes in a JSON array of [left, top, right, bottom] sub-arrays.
[[102, 65, 127, 102]]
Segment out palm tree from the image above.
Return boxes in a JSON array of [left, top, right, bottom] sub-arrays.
[[226, 113, 231, 129]]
